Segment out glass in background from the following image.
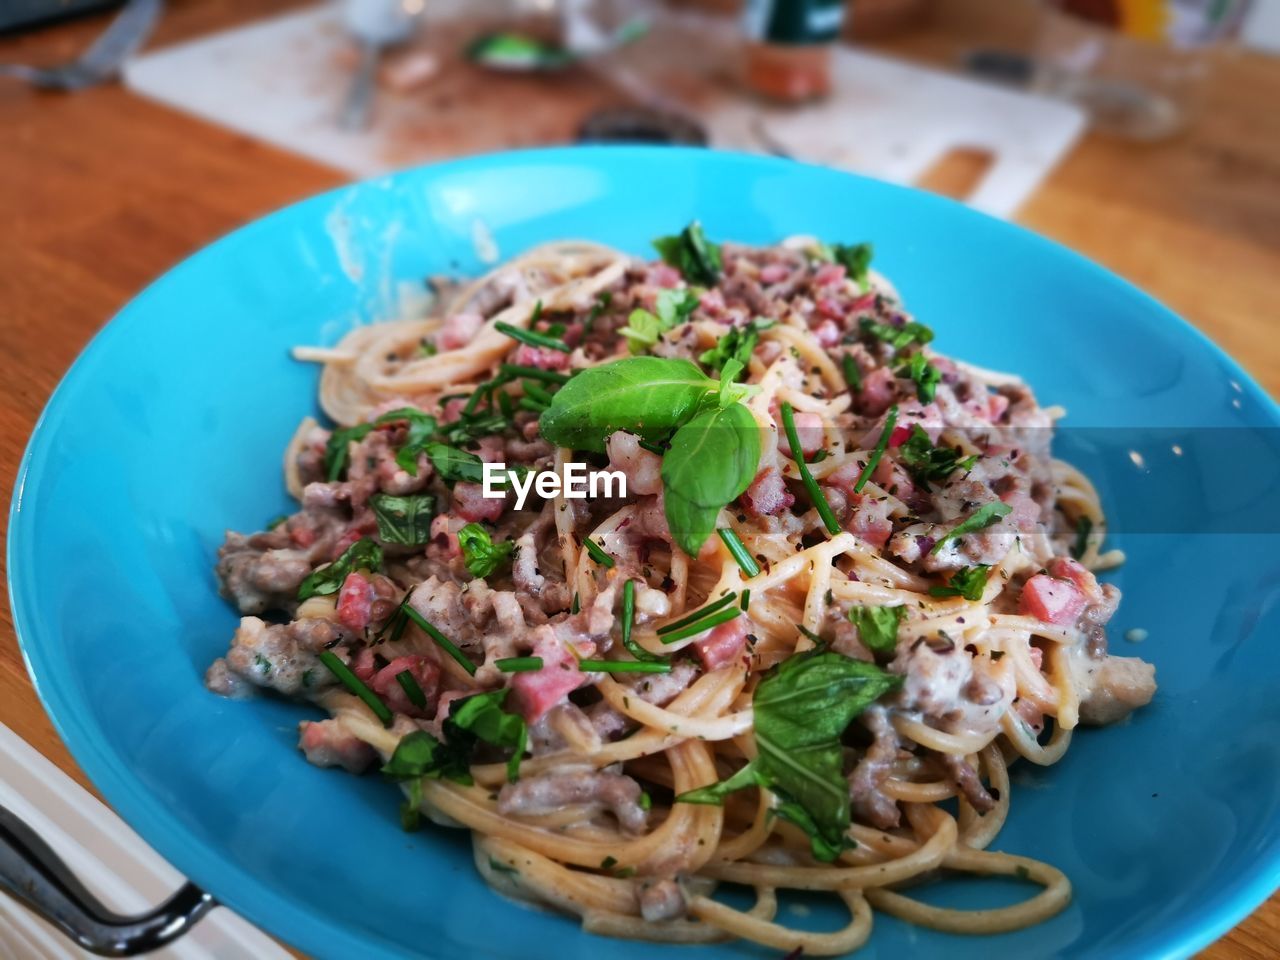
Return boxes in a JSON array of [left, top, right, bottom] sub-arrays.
[[1032, 0, 1253, 140]]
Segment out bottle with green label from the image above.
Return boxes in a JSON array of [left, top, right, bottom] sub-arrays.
[[743, 0, 848, 103]]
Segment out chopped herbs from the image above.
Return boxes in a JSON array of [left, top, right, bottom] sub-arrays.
[[659, 606, 741, 645], [841, 353, 862, 393], [374, 407, 438, 475], [499, 363, 570, 385], [369, 493, 435, 546], [402, 605, 477, 676], [424, 441, 488, 485], [458, 522, 515, 578], [488, 858, 518, 875], [930, 502, 1013, 554], [496, 656, 544, 672], [1071, 516, 1093, 559], [860, 318, 934, 351], [578, 658, 673, 674], [896, 425, 978, 490], [831, 242, 874, 290], [620, 579, 666, 663], [600, 856, 618, 869], [495, 312, 571, 353], [583, 537, 616, 568], [395, 669, 428, 708], [657, 591, 739, 635], [929, 564, 993, 602], [718, 528, 760, 577], [619, 288, 698, 354], [297, 538, 382, 601], [676, 648, 902, 861], [699, 317, 775, 374], [318, 650, 393, 726], [653, 221, 722, 285], [853, 405, 899, 494], [781, 402, 840, 535], [324, 423, 374, 481], [897, 351, 941, 403], [848, 605, 904, 656], [740, 590, 751, 611]]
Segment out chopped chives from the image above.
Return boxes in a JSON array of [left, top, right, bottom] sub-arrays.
[[522, 380, 554, 406], [620, 579, 665, 663], [659, 606, 741, 645], [637, 438, 667, 455], [497, 390, 515, 420], [496, 656, 544, 672], [656, 591, 738, 635], [797, 624, 825, 646], [499, 364, 570, 384], [1071, 515, 1093, 560], [402, 606, 478, 676], [578, 658, 673, 674], [853, 404, 899, 494], [571, 591, 580, 614], [495, 320, 571, 353], [842, 353, 862, 392], [583, 537, 615, 568], [740, 590, 751, 611], [717, 528, 760, 577], [780, 402, 840, 535], [518, 397, 547, 413], [395, 669, 427, 708], [318, 650, 393, 726]]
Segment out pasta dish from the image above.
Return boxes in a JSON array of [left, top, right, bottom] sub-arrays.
[[206, 225, 1156, 954]]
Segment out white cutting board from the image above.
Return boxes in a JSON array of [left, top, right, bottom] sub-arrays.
[[123, 5, 1086, 218]]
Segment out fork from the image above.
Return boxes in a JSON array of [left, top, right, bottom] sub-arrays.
[[0, 0, 164, 92]]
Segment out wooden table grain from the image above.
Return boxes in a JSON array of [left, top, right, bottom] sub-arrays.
[[0, 2, 1276, 957]]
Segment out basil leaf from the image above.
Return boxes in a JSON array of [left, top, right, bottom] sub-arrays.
[[447, 689, 528, 783], [930, 502, 1013, 555], [381, 730, 471, 784], [457, 522, 514, 578], [424, 442, 486, 484], [831, 242, 873, 290], [896, 425, 978, 491], [324, 423, 375, 481], [653, 221, 722, 285], [860, 318, 934, 351], [676, 650, 902, 861], [297, 537, 382, 601], [539, 356, 717, 453], [376, 407, 439, 476], [662, 402, 761, 557], [370, 493, 436, 546], [929, 564, 993, 601], [897, 352, 941, 403], [849, 605, 903, 656]]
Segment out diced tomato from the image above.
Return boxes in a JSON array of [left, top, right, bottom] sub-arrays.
[[453, 482, 505, 522], [781, 410, 825, 458], [694, 617, 749, 671], [1048, 557, 1102, 602], [337, 573, 375, 630], [814, 263, 847, 287], [371, 655, 440, 717], [888, 424, 912, 448], [742, 467, 794, 517], [509, 633, 586, 723], [1020, 575, 1086, 625]]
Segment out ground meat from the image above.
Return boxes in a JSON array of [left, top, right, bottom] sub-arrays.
[[298, 718, 376, 773], [606, 430, 663, 497], [208, 616, 351, 698], [497, 768, 648, 835], [1073, 654, 1156, 725], [939, 753, 996, 814], [847, 705, 903, 829], [639, 879, 688, 922], [216, 534, 313, 615], [408, 576, 531, 672]]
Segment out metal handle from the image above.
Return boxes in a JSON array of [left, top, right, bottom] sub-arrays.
[[0, 805, 217, 956]]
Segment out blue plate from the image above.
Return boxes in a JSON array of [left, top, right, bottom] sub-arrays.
[[10, 147, 1280, 959]]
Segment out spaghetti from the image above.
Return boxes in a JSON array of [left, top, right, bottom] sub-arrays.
[[206, 229, 1156, 953]]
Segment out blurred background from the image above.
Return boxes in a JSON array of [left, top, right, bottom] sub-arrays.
[[0, 2, 1278, 955]]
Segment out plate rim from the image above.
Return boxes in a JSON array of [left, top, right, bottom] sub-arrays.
[[8, 144, 1280, 960]]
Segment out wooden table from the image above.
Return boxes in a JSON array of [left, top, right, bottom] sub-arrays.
[[1, 2, 1276, 956]]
